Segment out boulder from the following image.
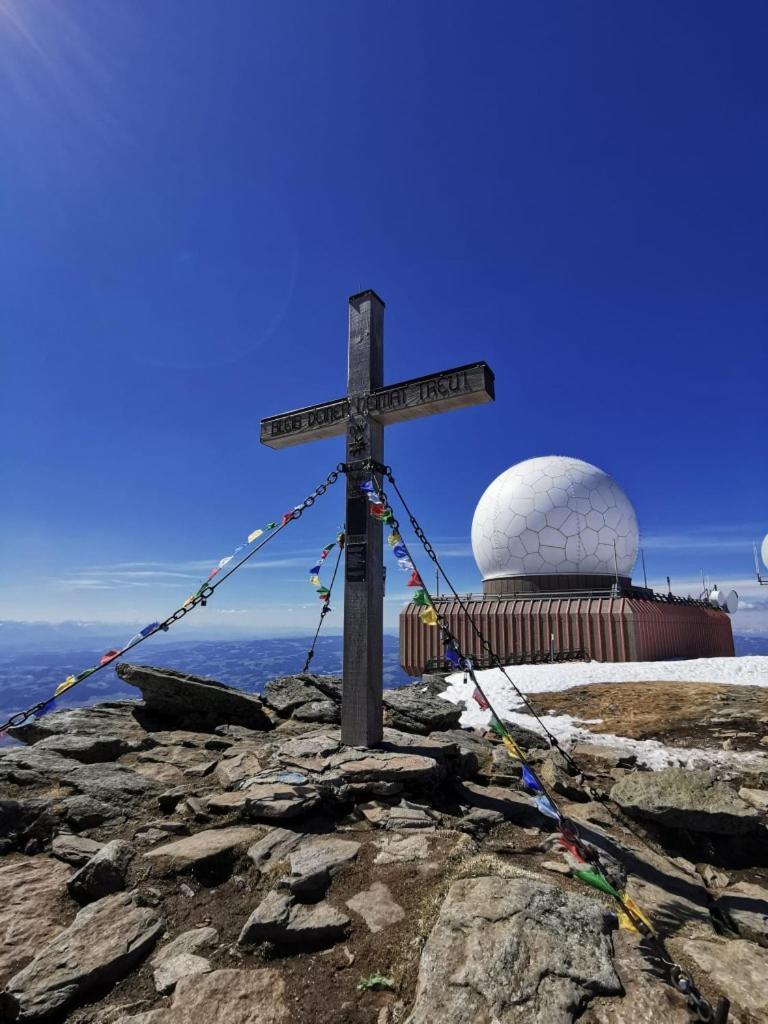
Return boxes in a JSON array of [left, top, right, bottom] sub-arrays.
[[144, 826, 263, 877], [0, 855, 72, 982], [0, 799, 58, 854], [214, 750, 263, 790], [242, 779, 322, 821], [238, 891, 350, 947], [53, 795, 117, 830], [739, 787, 768, 812], [383, 683, 462, 734], [0, 892, 163, 1022], [62, 763, 161, 807], [346, 882, 405, 933], [292, 700, 340, 724], [152, 926, 219, 966], [153, 953, 211, 994], [610, 768, 759, 834], [262, 676, 330, 717], [112, 968, 290, 1024], [407, 875, 620, 1023], [35, 733, 145, 764], [68, 840, 135, 904], [116, 664, 272, 731], [7, 703, 147, 746], [51, 833, 103, 867], [455, 780, 554, 829], [287, 837, 360, 898], [0, 747, 78, 787], [713, 880, 768, 947]]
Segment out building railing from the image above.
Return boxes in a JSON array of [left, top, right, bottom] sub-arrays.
[[424, 648, 591, 672]]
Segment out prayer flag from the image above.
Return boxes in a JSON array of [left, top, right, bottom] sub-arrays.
[[534, 795, 561, 821], [218, 556, 233, 569], [365, 491, 382, 504], [502, 735, 523, 760], [337, 533, 345, 550], [207, 568, 220, 581], [359, 481, 376, 493], [617, 894, 655, 934], [369, 502, 385, 517], [397, 558, 414, 572], [310, 564, 321, 575], [281, 513, 292, 526], [74, 668, 97, 683], [248, 529, 264, 543], [392, 544, 408, 559], [472, 687, 490, 710], [573, 869, 620, 900], [124, 632, 143, 648], [387, 532, 401, 547], [412, 589, 429, 607], [233, 545, 245, 554], [100, 650, 121, 666], [140, 622, 160, 637], [406, 571, 424, 588], [489, 716, 505, 737], [444, 646, 461, 667], [521, 765, 543, 792], [309, 575, 321, 586], [35, 700, 56, 718], [266, 522, 277, 530], [54, 675, 77, 698], [419, 606, 438, 626]]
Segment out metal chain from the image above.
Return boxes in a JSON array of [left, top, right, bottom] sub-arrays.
[[0, 465, 345, 736], [378, 464, 729, 1024]]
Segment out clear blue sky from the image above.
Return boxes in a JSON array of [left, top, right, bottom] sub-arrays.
[[1, 0, 766, 638]]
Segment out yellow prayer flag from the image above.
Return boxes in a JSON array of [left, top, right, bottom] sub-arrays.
[[617, 894, 655, 934], [183, 594, 195, 607], [502, 735, 523, 760], [54, 675, 77, 698], [387, 532, 402, 547], [309, 575, 321, 586], [419, 606, 438, 627], [248, 529, 264, 543]]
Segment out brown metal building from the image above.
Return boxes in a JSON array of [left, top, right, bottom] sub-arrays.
[[399, 578, 734, 674]]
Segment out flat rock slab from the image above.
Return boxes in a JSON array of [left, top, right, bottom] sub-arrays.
[[117, 664, 272, 731], [374, 833, 430, 864], [63, 763, 161, 806], [610, 768, 759, 834], [408, 875, 620, 1024], [262, 676, 333, 717], [35, 733, 146, 764], [153, 952, 211, 994], [144, 827, 263, 876], [677, 936, 768, 1019], [287, 837, 360, 898], [247, 828, 305, 872], [215, 750, 263, 790], [714, 881, 768, 947], [113, 968, 290, 1024], [238, 891, 349, 948], [51, 833, 103, 867], [7, 703, 146, 746], [346, 882, 405, 933], [152, 926, 219, 966], [0, 855, 72, 983], [242, 780, 322, 820], [1, 892, 164, 1022]]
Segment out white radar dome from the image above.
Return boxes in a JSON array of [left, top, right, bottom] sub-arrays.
[[762, 534, 768, 572], [471, 455, 640, 580]]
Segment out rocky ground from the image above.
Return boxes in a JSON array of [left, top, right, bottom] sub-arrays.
[[0, 664, 767, 1024]]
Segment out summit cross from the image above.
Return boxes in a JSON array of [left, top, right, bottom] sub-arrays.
[[260, 290, 495, 747]]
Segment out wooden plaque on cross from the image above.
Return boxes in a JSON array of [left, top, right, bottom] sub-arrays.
[[260, 290, 495, 747]]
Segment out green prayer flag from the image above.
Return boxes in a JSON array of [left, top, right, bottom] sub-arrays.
[[266, 522, 277, 530], [74, 667, 97, 682], [489, 716, 505, 738], [573, 869, 621, 900], [412, 589, 429, 606]]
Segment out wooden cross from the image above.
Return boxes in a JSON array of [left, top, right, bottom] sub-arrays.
[[260, 290, 495, 747]]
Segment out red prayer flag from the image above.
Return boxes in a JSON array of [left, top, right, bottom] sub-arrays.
[[281, 512, 293, 526], [369, 502, 385, 517], [472, 687, 490, 710], [100, 649, 121, 666], [207, 567, 220, 581], [407, 571, 424, 588]]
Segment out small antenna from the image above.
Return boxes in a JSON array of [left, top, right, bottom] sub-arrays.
[[640, 547, 648, 589], [435, 567, 439, 598], [612, 540, 620, 595], [667, 575, 672, 596]]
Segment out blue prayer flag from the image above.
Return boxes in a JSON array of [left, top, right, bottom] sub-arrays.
[[534, 795, 560, 821], [522, 765, 543, 792], [392, 544, 408, 559]]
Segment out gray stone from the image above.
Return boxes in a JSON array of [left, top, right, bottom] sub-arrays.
[[262, 675, 330, 716], [374, 833, 430, 864], [6, 702, 146, 746], [214, 724, 266, 742], [152, 926, 219, 966], [51, 833, 103, 867], [571, 743, 637, 770], [0, 855, 72, 981], [242, 780, 322, 820], [407, 875, 620, 1024], [0, 892, 163, 1022], [111, 968, 290, 1024], [346, 882, 405, 933], [247, 828, 305, 872], [713, 880, 768, 946], [214, 750, 263, 790], [455, 780, 554, 829], [116, 664, 272, 731], [536, 753, 588, 802], [53, 795, 116, 829], [383, 805, 435, 831], [739, 786, 768, 812], [35, 733, 144, 764], [292, 700, 340, 724], [610, 768, 759, 834], [68, 840, 135, 904], [383, 683, 462, 734], [677, 936, 768, 1019], [144, 826, 263, 876], [238, 890, 350, 947], [153, 952, 211, 994], [287, 837, 360, 898], [206, 791, 249, 814], [63, 763, 161, 807], [0, 747, 78, 787], [0, 799, 58, 854], [457, 806, 506, 835]]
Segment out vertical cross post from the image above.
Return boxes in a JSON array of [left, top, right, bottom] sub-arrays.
[[342, 291, 385, 747]]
